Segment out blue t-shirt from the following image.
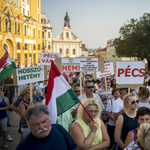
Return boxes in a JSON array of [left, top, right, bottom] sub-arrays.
[[13, 95, 41, 107], [16, 124, 77, 150], [0, 96, 7, 119]]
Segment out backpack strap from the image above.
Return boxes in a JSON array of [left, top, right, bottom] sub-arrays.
[[131, 130, 137, 141]]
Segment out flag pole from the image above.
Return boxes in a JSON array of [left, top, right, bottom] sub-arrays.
[[30, 83, 33, 102], [80, 72, 82, 101], [105, 76, 108, 100]]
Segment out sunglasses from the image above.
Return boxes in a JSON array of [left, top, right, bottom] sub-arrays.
[[86, 86, 94, 89], [74, 90, 80, 92], [87, 110, 99, 113], [131, 100, 139, 105]]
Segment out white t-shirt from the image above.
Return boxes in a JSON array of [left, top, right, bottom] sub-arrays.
[[113, 98, 123, 113], [138, 101, 150, 109], [106, 98, 116, 126], [39, 83, 46, 96]]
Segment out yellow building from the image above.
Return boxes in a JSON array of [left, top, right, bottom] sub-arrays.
[[0, 0, 42, 67]]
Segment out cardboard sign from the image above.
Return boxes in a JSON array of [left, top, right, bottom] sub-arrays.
[[116, 61, 145, 87], [96, 62, 114, 78], [55, 57, 104, 72], [13, 66, 47, 85], [40, 52, 61, 65]]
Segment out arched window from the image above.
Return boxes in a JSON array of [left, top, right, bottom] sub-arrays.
[[73, 49, 75, 55], [66, 32, 69, 38], [17, 42, 20, 50], [60, 49, 62, 54]]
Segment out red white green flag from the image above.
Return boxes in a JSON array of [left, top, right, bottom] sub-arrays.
[[0, 51, 16, 82], [94, 83, 100, 90], [46, 60, 80, 124]]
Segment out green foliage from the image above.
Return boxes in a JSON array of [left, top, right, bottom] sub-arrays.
[[114, 13, 150, 67]]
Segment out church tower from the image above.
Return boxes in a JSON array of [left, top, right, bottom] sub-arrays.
[[64, 12, 70, 27]]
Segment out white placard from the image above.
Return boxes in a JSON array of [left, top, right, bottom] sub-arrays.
[[41, 52, 61, 65], [61, 58, 99, 72], [116, 61, 145, 85], [97, 62, 114, 78], [16, 66, 45, 85]]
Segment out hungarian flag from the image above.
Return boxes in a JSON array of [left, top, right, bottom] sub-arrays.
[[94, 83, 100, 90], [16, 15, 20, 20], [46, 60, 80, 124], [0, 51, 16, 82]]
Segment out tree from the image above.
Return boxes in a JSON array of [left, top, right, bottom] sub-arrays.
[[114, 13, 150, 69]]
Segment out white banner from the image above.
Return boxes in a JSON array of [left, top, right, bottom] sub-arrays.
[[41, 52, 61, 65], [16, 66, 45, 85], [116, 61, 145, 85], [61, 58, 99, 72], [96, 62, 114, 78]]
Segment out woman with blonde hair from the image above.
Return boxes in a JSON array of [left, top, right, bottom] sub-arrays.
[[124, 123, 150, 149], [70, 99, 110, 150], [18, 88, 33, 138], [115, 93, 139, 150]]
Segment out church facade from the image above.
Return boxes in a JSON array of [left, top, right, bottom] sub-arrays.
[[53, 12, 82, 57]]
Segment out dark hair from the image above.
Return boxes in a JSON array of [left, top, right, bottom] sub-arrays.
[[148, 79, 150, 86], [112, 88, 120, 95], [85, 80, 93, 86], [45, 86, 47, 95], [138, 87, 149, 98], [86, 74, 91, 77], [137, 107, 150, 119]]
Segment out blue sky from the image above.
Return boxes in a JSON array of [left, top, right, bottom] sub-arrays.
[[41, 0, 150, 49]]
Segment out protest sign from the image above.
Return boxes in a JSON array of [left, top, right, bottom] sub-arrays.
[[40, 52, 61, 65], [13, 66, 47, 85], [55, 57, 104, 72], [96, 62, 114, 78], [116, 61, 145, 88]]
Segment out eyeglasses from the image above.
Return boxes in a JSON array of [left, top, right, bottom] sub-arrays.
[[74, 90, 80, 92], [87, 110, 99, 113], [86, 86, 94, 89], [131, 100, 139, 105]]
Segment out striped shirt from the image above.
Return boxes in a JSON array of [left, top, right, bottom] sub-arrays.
[[96, 86, 113, 114]]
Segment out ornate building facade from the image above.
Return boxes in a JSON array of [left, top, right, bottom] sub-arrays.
[[0, 0, 42, 67], [53, 12, 82, 57], [41, 12, 52, 52]]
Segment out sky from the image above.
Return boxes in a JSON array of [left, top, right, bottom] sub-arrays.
[[41, 0, 150, 49]]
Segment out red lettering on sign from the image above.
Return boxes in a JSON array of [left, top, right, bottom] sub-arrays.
[[125, 65, 131, 77], [139, 68, 145, 77], [118, 69, 124, 77], [62, 65, 67, 71]]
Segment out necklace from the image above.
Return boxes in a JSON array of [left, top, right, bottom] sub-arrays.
[[22, 99, 30, 104]]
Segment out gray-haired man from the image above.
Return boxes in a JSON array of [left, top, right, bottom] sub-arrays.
[[16, 103, 77, 150]]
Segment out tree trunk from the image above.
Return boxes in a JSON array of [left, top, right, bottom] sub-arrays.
[[147, 58, 150, 71]]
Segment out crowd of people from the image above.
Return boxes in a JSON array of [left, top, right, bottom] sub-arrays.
[[1, 71, 150, 149]]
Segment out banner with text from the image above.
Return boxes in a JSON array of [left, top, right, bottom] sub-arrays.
[[60, 58, 100, 72], [96, 62, 114, 78], [116, 61, 145, 85], [40, 52, 61, 65], [13, 66, 45, 85]]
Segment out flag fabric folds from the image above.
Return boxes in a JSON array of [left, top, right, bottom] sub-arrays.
[[46, 60, 80, 124], [94, 83, 100, 90], [0, 51, 16, 82]]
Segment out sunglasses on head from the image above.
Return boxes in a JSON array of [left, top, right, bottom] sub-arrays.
[[86, 86, 94, 89], [74, 90, 80, 92], [131, 100, 139, 105]]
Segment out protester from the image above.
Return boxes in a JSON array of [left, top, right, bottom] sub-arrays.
[[4, 74, 15, 110], [138, 87, 150, 109], [124, 107, 150, 148], [110, 79, 116, 88], [124, 123, 150, 150], [115, 93, 139, 150], [85, 74, 92, 80], [62, 72, 69, 82], [74, 83, 81, 97], [71, 80, 105, 120], [145, 72, 150, 82], [106, 88, 120, 150], [70, 99, 110, 150], [113, 88, 128, 120], [96, 78, 113, 123], [39, 80, 47, 96], [131, 87, 139, 97], [0, 86, 10, 148], [18, 88, 33, 138], [16, 103, 77, 150]]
